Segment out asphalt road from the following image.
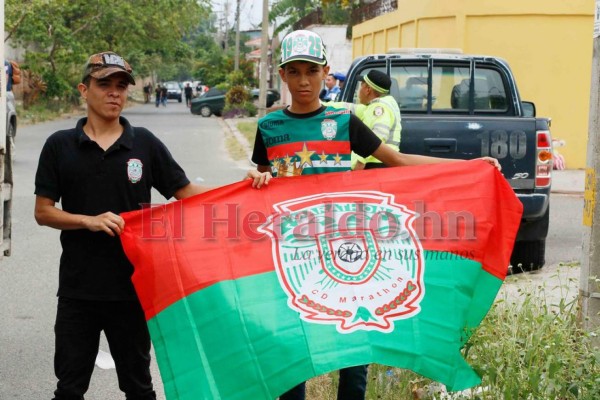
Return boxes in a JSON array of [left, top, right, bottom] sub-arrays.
[[0, 99, 586, 398]]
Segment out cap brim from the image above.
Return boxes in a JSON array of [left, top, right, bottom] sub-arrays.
[[279, 55, 327, 68], [89, 67, 136, 85]]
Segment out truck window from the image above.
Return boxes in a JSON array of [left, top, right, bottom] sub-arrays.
[[431, 64, 508, 112], [389, 65, 428, 111]]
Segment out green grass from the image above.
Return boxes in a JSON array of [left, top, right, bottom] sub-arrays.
[[223, 126, 249, 161], [236, 120, 258, 146], [17, 101, 84, 125], [17, 96, 143, 126], [303, 266, 600, 399]]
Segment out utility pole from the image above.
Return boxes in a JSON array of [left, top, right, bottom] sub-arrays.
[[580, 0, 600, 344], [234, 0, 241, 71], [257, 0, 269, 118], [223, 1, 230, 51]]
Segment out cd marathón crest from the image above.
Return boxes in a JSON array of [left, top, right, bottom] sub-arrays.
[[259, 191, 425, 333]]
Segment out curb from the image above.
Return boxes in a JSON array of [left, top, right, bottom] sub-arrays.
[[218, 117, 255, 163], [551, 189, 584, 195]]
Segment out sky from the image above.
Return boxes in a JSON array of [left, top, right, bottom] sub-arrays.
[[211, 0, 265, 32]]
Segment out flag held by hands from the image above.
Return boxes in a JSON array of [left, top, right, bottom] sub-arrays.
[[120, 160, 522, 399]]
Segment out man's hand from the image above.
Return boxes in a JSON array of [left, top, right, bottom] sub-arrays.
[[81, 212, 125, 237], [246, 170, 272, 188], [479, 156, 502, 171]]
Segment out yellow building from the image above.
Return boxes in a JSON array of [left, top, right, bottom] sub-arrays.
[[352, 0, 594, 169]]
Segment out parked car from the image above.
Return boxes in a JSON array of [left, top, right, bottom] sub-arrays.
[[191, 87, 281, 118], [163, 81, 182, 102], [190, 88, 226, 117], [251, 88, 281, 107]]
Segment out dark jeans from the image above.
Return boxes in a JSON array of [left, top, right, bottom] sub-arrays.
[[52, 297, 156, 400], [279, 365, 368, 400]]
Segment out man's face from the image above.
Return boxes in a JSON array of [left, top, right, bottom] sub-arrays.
[[279, 61, 329, 110], [325, 75, 336, 89], [78, 73, 129, 121], [358, 81, 371, 105]]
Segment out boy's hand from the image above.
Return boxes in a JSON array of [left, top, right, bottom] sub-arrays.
[[246, 170, 272, 188], [478, 156, 501, 171]]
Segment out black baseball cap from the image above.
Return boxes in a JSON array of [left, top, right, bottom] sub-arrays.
[[358, 70, 391, 93]]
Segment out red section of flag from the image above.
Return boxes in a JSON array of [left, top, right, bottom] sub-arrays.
[[121, 160, 522, 320]]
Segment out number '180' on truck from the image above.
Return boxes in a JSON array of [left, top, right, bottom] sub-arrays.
[[339, 50, 552, 271]]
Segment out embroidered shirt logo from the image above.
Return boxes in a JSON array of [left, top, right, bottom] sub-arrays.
[[259, 191, 425, 333], [321, 119, 337, 140], [127, 159, 143, 183]]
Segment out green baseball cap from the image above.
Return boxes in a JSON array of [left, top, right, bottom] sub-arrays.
[[279, 30, 327, 67]]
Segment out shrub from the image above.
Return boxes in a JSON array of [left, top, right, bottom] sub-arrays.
[[226, 85, 249, 106], [223, 101, 256, 119]]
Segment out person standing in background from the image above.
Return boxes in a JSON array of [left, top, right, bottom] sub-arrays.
[[184, 82, 193, 107], [333, 70, 402, 170], [143, 82, 152, 103], [160, 85, 168, 107], [154, 84, 162, 107], [319, 73, 341, 102]]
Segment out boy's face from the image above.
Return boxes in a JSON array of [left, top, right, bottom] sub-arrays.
[[279, 61, 330, 109]]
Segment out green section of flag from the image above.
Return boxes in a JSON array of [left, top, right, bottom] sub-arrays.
[[148, 251, 502, 399]]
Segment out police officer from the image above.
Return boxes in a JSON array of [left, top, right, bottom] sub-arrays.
[[351, 70, 401, 170]]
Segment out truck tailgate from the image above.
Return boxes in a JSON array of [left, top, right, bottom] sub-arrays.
[[400, 115, 539, 190]]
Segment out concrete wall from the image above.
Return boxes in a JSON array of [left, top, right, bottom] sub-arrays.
[[352, 0, 594, 169]]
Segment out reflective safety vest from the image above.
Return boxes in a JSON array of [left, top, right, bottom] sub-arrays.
[[329, 95, 402, 166], [357, 95, 401, 165]]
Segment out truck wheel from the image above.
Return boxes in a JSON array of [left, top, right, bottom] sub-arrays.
[[510, 239, 546, 273]]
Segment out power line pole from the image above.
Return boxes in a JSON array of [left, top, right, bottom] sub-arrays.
[[234, 0, 241, 71], [223, 1, 230, 51], [257, 0, 269, 117], [580, 0, 600, 344]]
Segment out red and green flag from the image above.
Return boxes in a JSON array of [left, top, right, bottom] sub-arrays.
[[120, 160, 522, 399]]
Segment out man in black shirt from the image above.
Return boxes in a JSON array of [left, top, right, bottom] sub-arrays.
[[34, 51, 213, 400], [184, 82, 194, 107]]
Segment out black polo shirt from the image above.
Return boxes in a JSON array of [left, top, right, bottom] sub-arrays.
[[35, 117, 190, 301]]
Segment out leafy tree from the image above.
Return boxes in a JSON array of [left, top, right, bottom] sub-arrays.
[[269, 0, 353, 35], [5, 0, 210, 102], [269, 0, 316, 35]]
